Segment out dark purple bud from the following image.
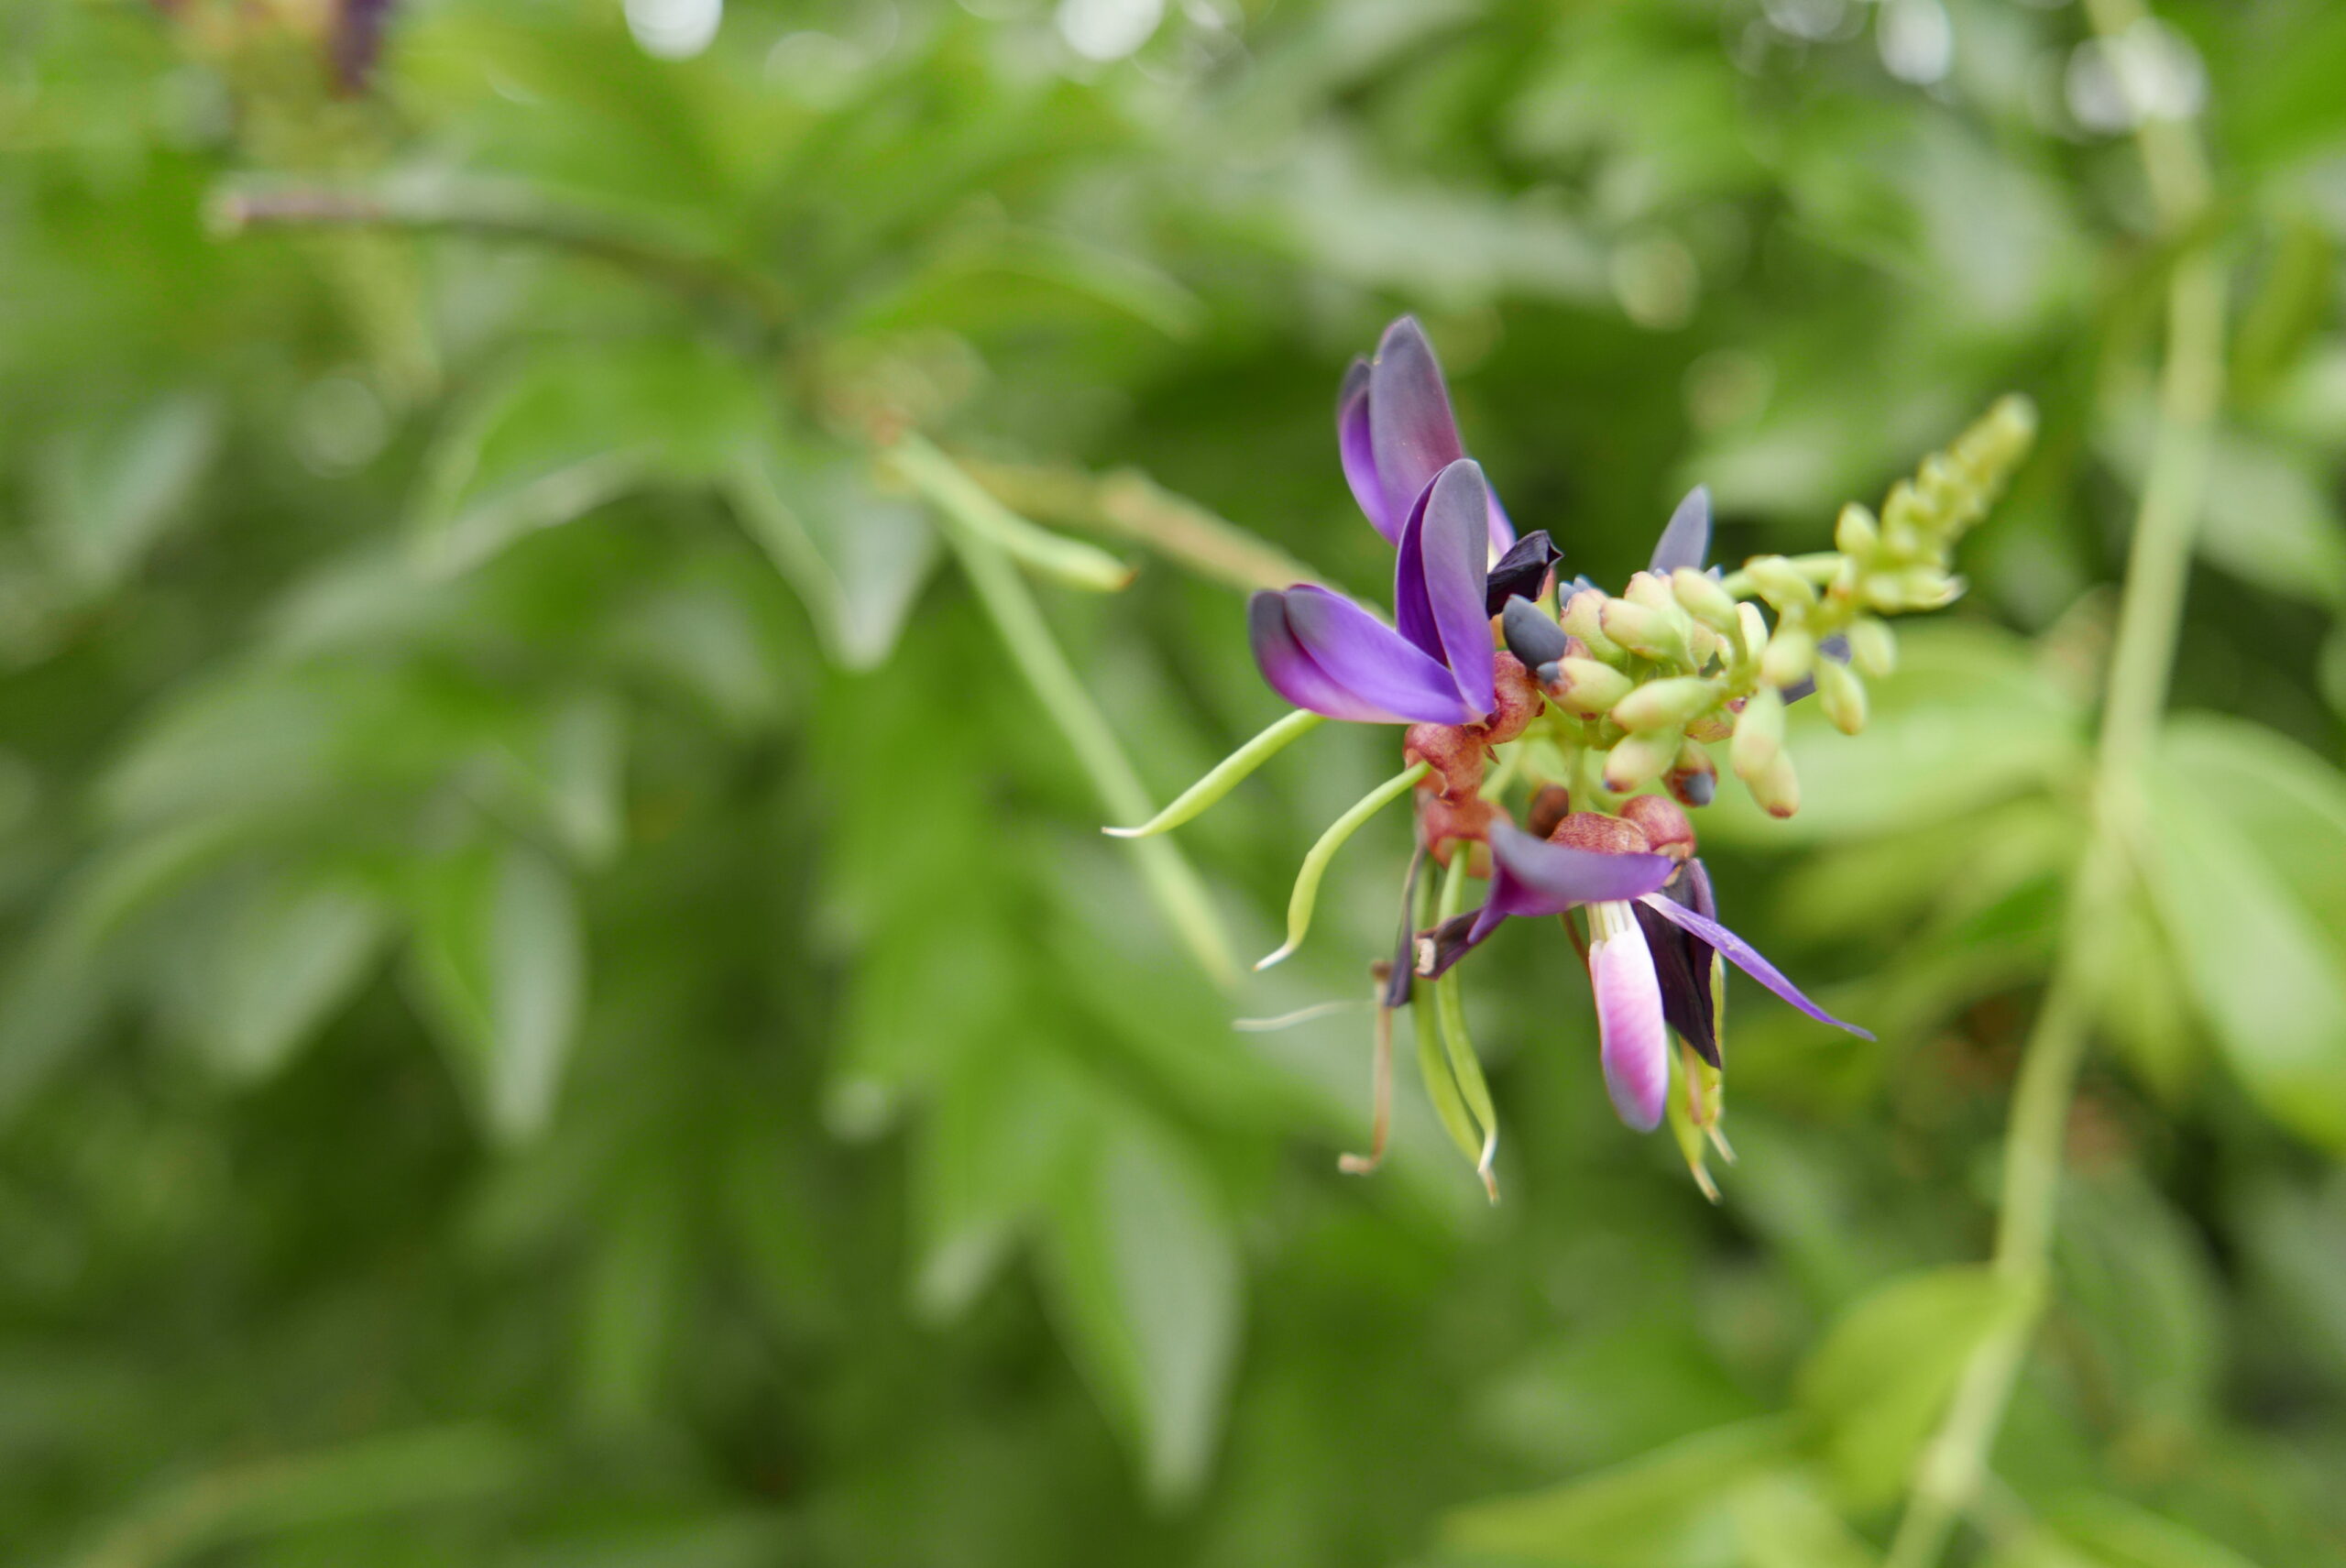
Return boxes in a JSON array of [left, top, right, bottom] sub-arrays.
[[1636, 894, 1719, 1069], [1649, 486, 1713, 575], [1500, 595, 1572, 670], [331, 0, 399, 92], [1485, 531, 1562, 616], [1412, 910, 1485, 981]]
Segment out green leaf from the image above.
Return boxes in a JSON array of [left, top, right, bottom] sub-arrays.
[[1442, 1419, 1793, 1567], [1794, 1264, 2036, 1508], [1727, 1469, 1877, 1568], [723, 437, 937, 670], [913, 1041, 1085, 1322], [410, 340, 765, 576], [1039, 1106, 1241, 1507], [2145, 735, 2346, 1152], [164, 868, 389, 1081], [36, 391, 220, 592], [2045, 1493, 2267, 1568], [405, 841, 586, 1142]]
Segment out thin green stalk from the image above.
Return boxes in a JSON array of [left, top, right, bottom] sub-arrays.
[[916, 446, 1239, 989], [1432, 851, 1500, 1201], [960, 456, 1322, 596], [891, 434, 1135, 592], [1104, 708, 1326, 839], [1256, 762, 1430, 970], [1886, 4, 2219, 1561]]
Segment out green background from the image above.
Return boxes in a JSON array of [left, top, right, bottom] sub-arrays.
[[5, 1, 2346, 1563]]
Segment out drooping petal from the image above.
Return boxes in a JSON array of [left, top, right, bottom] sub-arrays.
[[1649, 485, 1713, 575], [1336, 357, 1395, 543], [1392, 460, 1496, 717], [1468, 821, 1676, 942], [1484, 530, 1562, 615], [1249, 587, 1478, 726], [1589, 900, 1670, 1132], [1635, 894, 1874, 1039], [1368, 317, 1468, 539], [1636, 897, 1718, 1069]]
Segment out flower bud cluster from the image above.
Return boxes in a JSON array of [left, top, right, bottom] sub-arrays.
[[1495, 396, 2034, 825]]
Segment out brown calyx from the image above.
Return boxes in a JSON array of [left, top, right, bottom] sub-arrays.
[[1477, 652, 1542, 745], [1525, 784, 1573, 840], [1404, 722, 1488, 803], [1619, 795, 1695, 860], [1418, 790, 1507, 876], [1549, 810, 1652, 856]]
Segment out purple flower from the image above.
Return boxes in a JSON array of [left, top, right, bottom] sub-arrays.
[[1250, 319, 1558, 729], [1249, 457, 1505, 726], [1427, 821, 1870, 1133], [1337, 318, 1514, 555]]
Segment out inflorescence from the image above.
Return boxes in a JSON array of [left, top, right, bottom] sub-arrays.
[[1113, 318, 2036, 1201]]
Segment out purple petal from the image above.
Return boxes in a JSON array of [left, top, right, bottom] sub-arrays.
[[1337, 358, 1396, 543], [1478, 821, 1676, 930], [1393, 460, 1496, 717], [1413, 909, 1487, 981], [1484, 530, 1562, 616], [1649, 486, 1712, 575], [1635, 894, 1874, 1039], [1591, 908, 1669, 1131], [1368, 317, 1468, 539], [1248, 587, 1477, 726]]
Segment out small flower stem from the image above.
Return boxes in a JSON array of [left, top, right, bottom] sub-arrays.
[[1885, 5, 2220, 1563], [1713, 552, 1842, 600], [1256, 762, 1431, 971], [1432, 852, 1501, 1201], [959, 457, 1324, 597], [889, 435, 1136, 592], [917, 444, 1241, 990], [1103, 707, 1327, 839]]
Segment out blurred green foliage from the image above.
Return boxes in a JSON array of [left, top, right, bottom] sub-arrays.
[[4, 0, 2346, 1563]]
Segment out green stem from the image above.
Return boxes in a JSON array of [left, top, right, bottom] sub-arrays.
[[960, 456, 1323, 596], [1104, 708, 1326, 839], [919, 446, 1239, 990], [891, 434, 1135, 592], [1256, 762, 1430, 971], [210, 180, 796, 329], [1885, 5, 2220, 1562], [1431, 851, 1501, 1201]]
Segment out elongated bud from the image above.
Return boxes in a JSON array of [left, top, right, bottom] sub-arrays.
[[1602, 732, 1676, 794], [1730, 684, 1784, 781], [1547, 656, 1634, 715], [1599, 598, 1693, 666], [1610, 676, 1720, 734], [1734, 602, 1770, 673], [1666, 740, 1716, 806], [1846, 616, 1897, 678], [1749, 749, 1801, 817], [1835, 502, 1880, 559], [1620, 795, 1694, 859], [1683, 706, 1734, 744], [1688, 620, 1726, 670], [1500, 598, 1571, 670], [1814, 657, 1868, 735], [1560, 590, 1622, 662], [1671, 567, 1739, 632], [1744, 555, 1816, 612], [1759, 623, 1816, 687], [1880, 480, 1924, 555], [1623, 570, 1677, 612]]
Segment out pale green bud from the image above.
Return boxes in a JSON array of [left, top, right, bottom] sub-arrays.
[[1744, 555, 1816, 612], [1734, 602, 1769, 674], [1846, 617, 1897, 678], [1749, 750, 1801, 818], [1610, 676, 1721, 734], [1689, 620, 1726, 671], [1730, 684, 1784, 781], [1623, 571, 1677, 612], [1834, 503, 1880, 559], [1548, 656, 1634, 716], [1601, 732, 1677, 795], [1599, 598, 1693, 666], [1671, 567, 1740, 632], [1814, 657, 1868, 736], [1560, 590, 1621, 662], [1759, 623, 1816, 688]]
